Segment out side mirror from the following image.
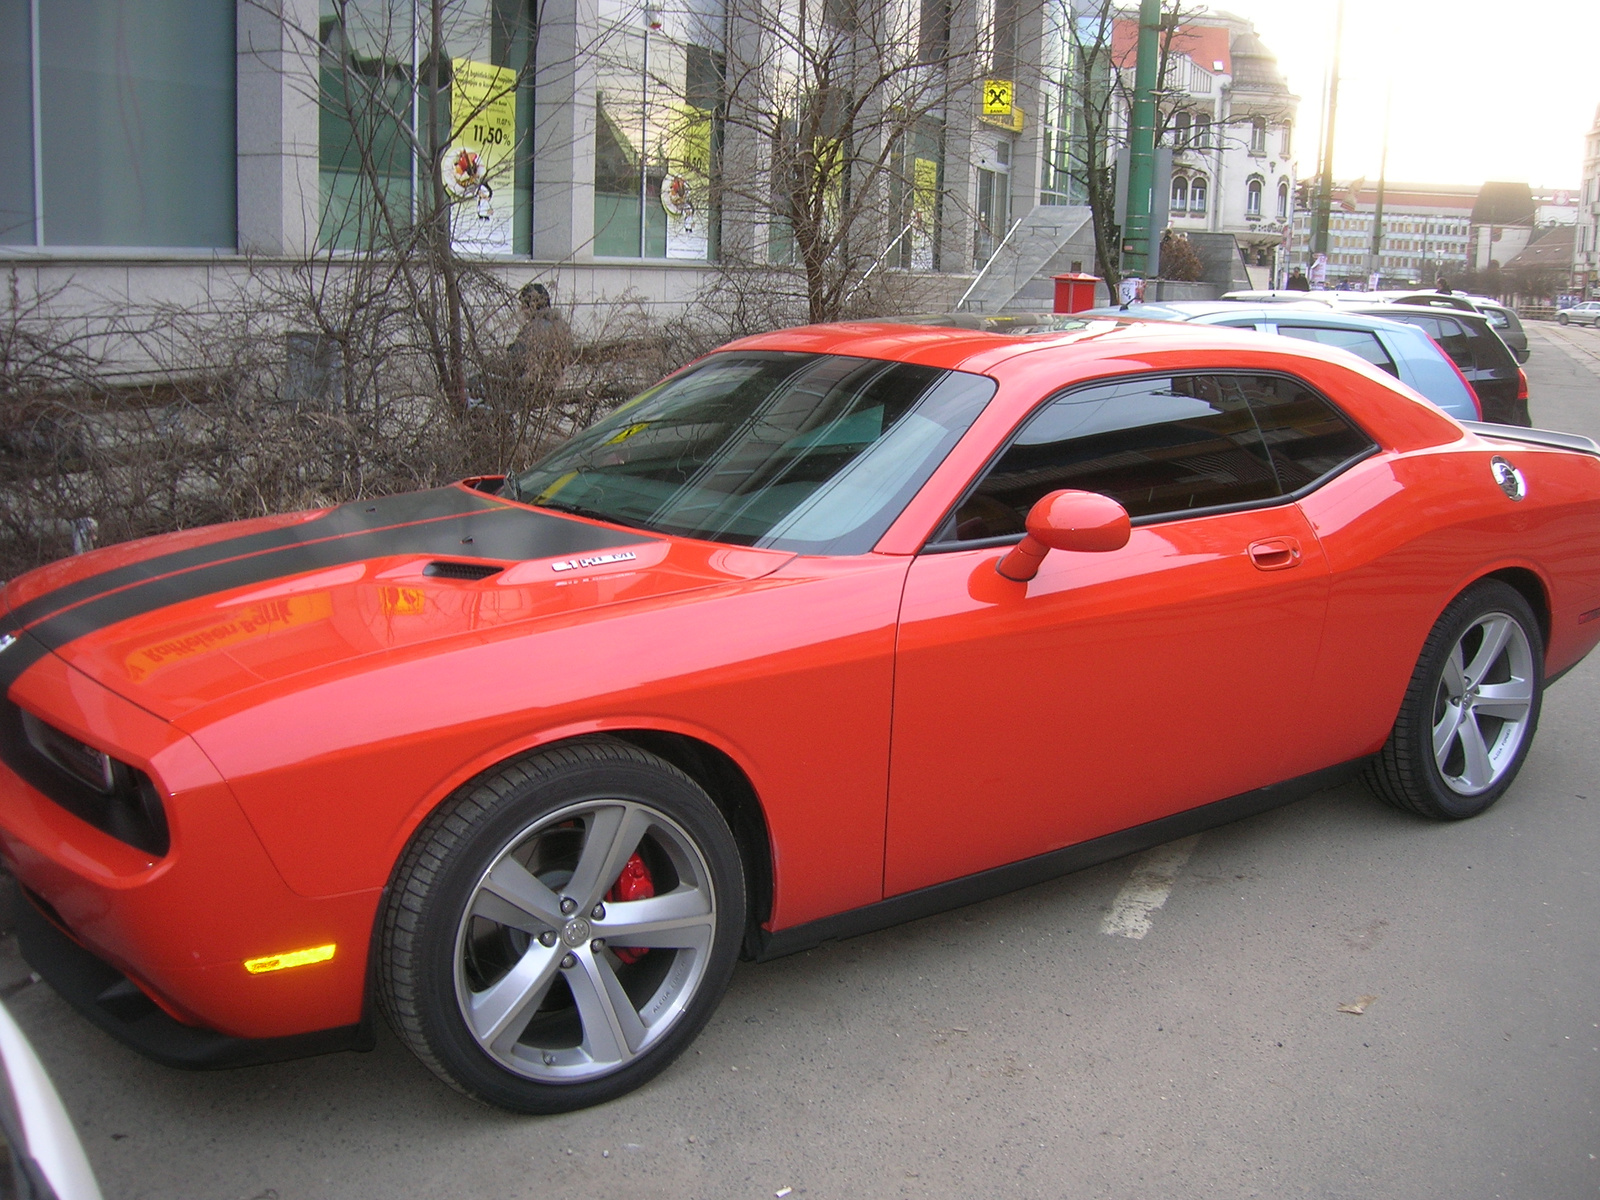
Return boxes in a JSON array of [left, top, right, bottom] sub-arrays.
[[995, 489, 1131, 582]]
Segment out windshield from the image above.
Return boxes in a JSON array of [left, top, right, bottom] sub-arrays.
[[503, 352, 996, 554]]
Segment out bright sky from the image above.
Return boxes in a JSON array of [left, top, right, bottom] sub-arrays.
[[1205, 0, 1599, 189]]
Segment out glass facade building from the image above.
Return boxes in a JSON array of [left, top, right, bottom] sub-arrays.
[[0, 0, 236, 250]]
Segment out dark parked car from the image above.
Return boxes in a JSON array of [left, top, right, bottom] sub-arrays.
[[1345, 304, 1529, 426], [1389, 293, 1529, 364]]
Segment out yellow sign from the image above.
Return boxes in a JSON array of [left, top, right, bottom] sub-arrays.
[[663, 103, 713, 259], [983, 79, 1014, 116], [910, 157, 939, 271], [978, 103, 1026, 134], [444, 58, 517, 256]]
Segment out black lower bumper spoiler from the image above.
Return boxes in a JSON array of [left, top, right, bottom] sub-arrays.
[[16, 896, 367, 1070]]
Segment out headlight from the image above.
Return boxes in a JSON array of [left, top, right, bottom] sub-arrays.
[[20, 711, 116, 794], [15, 710, 170, 857]]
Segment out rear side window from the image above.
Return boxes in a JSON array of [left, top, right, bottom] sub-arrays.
[[1272, 325, 1399, 377], [1240, 373, 1375, 489], [1465, 324, 1514, 372], [1429, 318, 1475, 370], [1394, 313, 1474, 370], [937, 373, 1375, 541]]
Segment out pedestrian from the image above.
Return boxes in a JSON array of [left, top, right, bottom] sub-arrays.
[[1285, 268, 1311, 292], [509, 282, 568, 359], [1436, 275, 1452, 294]]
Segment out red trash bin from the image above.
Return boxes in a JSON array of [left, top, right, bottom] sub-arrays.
[[1052, 272, 1102, 314]]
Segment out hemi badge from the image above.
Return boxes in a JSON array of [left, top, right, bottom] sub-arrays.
[[1579, 608, 1600, 625], [551, 551, 638, 573]]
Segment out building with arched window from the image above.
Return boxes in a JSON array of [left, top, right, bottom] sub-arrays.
[[1116, 12, 1298, 286]]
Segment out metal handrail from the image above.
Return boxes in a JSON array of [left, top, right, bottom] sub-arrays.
[[843, 223, 915, 305], [956, 217, 1023, 311]]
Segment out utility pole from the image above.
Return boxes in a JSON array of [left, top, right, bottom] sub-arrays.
[[1310, 0, 1344, 265], [1122, 0, 1162, 278], [1368, 86, 1389, 286]]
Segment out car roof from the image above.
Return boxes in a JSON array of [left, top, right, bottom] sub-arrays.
[[1079, 300, 1277, 320], [1344, 302, 1493, 330], [721, 315, 1430, 379], [1080, 301, 1420, 334]]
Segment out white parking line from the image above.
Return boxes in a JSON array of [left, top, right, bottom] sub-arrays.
[[1100, 835, 1201, 939]]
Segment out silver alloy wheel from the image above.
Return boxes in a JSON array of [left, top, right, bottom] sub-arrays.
[[1431, 610, 1535, 796], [452, 799, 717, 1083]]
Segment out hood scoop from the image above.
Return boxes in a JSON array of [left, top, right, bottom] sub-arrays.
[[422, 561, 504, 581]]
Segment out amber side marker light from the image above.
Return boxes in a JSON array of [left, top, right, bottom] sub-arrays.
[[244, 944, 336, 975]]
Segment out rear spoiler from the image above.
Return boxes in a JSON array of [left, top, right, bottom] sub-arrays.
[[1459, 421, 1600, 457]]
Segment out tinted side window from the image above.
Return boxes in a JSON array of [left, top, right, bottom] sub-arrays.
[[1429, 317, 1475, 370], [1273, 325, 1399, 377], [1465, 324, 1513, 372], [944, 374, 1278, 538], [1236, 374, 1376, 491]]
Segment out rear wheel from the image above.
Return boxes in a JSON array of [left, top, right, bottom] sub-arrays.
[[1363, 580, 1542, 820], [380, 740, 745, 1113]]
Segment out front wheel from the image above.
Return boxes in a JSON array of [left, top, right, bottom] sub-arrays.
[[1558, 313, 1570, 325], [1363, 580, 1543, 820], [379, 740, 745, 1113]]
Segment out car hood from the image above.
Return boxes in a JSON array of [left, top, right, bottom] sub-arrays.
[[0, 485, 793, 722]]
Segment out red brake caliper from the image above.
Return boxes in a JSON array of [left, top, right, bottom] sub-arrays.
[[605, 852, 655, 964]]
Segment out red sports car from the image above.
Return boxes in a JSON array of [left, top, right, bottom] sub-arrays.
[[3, 319, 1598, 1113]]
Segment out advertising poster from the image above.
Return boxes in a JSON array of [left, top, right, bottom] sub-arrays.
[[444, 58, 517, 257], [663, 102, 712, 260], [910, 157, 938, 271]]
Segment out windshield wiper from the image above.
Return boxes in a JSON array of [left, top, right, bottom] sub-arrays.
[[532, 498, 654, 532]]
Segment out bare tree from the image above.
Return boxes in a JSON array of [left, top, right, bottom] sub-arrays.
[[1048, 0, 1210, 287], [713, 0, 987, 324]]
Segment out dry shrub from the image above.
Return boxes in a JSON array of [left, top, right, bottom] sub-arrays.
[[0, 265, 703, 580]]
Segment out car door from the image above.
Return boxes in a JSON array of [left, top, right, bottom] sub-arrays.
[[884, 369, 1376, 896]]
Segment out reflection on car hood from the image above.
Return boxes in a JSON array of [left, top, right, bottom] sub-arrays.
[[0, 486, 792, 721]]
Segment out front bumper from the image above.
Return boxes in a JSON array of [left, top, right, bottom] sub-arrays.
[[16, 896, 367, 1068], [0, 648, 377, 1052]]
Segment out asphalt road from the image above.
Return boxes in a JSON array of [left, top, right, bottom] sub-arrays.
[[9, 323, 1600, 1200]]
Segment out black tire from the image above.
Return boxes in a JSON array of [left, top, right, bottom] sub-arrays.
[[1363, 580, 1543, 820], [379, 739, 745, 1113], [1557, 313, 1570, 325]]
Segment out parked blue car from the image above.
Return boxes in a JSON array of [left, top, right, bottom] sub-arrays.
[[1086, 301, 1482, 422]]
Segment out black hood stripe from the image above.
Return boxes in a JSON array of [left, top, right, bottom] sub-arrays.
[[2, 486, 502, 636], [0, 488, 655, 695]]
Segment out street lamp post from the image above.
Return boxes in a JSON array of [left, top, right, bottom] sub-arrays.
[[1122, 0, 1162, 279]]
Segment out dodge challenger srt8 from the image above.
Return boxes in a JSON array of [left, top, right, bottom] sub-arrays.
[[2, 319, 1598, 1114]]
